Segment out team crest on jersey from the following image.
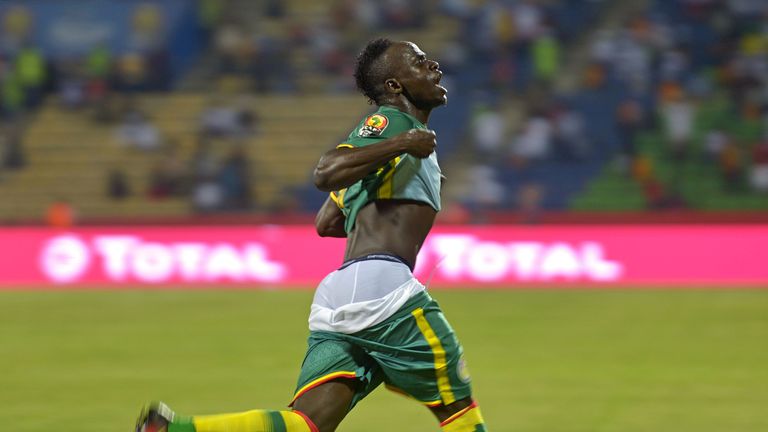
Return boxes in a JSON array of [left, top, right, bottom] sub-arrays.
[[359, 114, 389, 137]]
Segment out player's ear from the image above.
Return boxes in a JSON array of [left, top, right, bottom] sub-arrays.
[[385, 78, 403, 95]]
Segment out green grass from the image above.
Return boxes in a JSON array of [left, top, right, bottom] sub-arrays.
[[1, 289, 767, 431]]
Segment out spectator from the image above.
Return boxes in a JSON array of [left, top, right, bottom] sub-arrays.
[[616, 99, 644, 170], [200, 99, 240, 137], [1, 66, 25, 117], [353, 0, 380, 30], [306, 20, 345, 76], [0, 6, 33, 56], [115, 109, 162, 151], [115, 53, 149, 91], [532, 27, 559, 86], [214, 22, 248, 73], [217, 146, 252, 210], [106, 168, 131, 200], [190, 135, 219, 180], [660, 84, 695, 159], [191, 178, 225, 212], [552, 102, 588, 161], [642, 177, 687, 210], [198, 0, 224, 37], [632, 156, 687, 210], [590, 29, 616, 66], [200, 98, 258, 138], [612, 28, 652, 92], [659, 83, 694, 188], [631, 154, 654, 183], [469, 101, 506, 163], [45, 198, 76, 228], [720, 140, 743, 192], [57, 75, 86, 109], [463, 164, 505, 217], [84, 44, 113, 104], [658, 48, 690, 83], [15, 43, 46, 107], [147, 144, 187, 199], [510, 110, 553, 163], [130, 3, 165, 52], [703, 130, 730, 162], [582, 62, 607, 89], [490, 6, 516, 52], [85, 44, 112, 83], [750, 137, 768, 193], [517, 183, 543, 224], [513, 0, 544, 43], [0, 124, 24, 169]]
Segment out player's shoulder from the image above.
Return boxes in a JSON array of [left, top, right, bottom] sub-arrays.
[[355, 106, 415, 138]]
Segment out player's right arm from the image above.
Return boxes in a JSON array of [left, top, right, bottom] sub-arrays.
[[313, 129, 436, 192], [315, 195, 347, 238]]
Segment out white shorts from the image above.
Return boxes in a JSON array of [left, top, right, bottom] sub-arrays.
[[308, 254, 426, 334]]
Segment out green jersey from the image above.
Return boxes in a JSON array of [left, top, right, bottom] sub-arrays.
[[330, 106, 442, 233]]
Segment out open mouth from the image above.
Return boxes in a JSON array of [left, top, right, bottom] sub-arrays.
[[433, 71, 443, 84], [433, 71, 446, 93]]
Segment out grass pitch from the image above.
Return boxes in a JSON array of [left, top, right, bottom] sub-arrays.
[[1, 289, 767, 431]]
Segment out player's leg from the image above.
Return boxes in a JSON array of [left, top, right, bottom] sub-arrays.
[[291, 379, 357, 432], [416, 302, 488, 432], [135, 372, 358, 432], [191, 380, 356, 432], [134, 384, 349, 432], [136, 333, 377, 432], [135, 401, 323, 432], [357, 290, 489, 431]]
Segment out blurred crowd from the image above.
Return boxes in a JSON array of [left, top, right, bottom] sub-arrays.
[[603, 0, 768, 206], [1, 3, 172, 116], [0, 2, 173, 184], [2, 0, 768, 222], [455, 0, 768, 219]]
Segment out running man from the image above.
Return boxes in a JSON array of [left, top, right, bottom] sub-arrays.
[[136, 38, 488, 432]]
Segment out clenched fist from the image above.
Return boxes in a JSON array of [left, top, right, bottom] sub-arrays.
[[397, 129, 437, 158]]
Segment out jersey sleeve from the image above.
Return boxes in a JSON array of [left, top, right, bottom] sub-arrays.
[[337, 111, 414, 149]]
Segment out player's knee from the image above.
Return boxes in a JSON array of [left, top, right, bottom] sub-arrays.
[[291, 381, 355, 432]]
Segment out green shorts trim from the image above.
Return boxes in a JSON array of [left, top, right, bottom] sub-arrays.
[[291, 291, 473, 410]]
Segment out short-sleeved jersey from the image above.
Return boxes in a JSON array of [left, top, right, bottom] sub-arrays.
[[330, 105, 442, 233]]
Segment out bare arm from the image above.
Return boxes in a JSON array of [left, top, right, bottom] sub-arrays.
[[313, 129, 436, 192], [315, 196, 347, 238]]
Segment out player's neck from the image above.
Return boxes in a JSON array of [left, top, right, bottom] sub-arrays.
[[382, 100, 432, 125]]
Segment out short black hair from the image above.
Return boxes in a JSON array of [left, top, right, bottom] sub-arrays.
[[354, 38, 393, 105]]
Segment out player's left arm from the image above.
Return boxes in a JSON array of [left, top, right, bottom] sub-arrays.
[[315, 195, 347, 238]]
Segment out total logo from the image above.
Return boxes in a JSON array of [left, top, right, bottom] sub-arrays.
[[416, 235, 624, 282], [40, 234, 286, 284]]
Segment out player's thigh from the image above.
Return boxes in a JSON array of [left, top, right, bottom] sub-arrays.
[[291, 332, 383, 430], [292, 379, 357, 432], [374, 299, 474, 407]]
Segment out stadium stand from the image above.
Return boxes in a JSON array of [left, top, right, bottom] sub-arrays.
[[1, 0, 766, 224]]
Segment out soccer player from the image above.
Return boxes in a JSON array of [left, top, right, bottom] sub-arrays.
[[136, 38, 488, 432]]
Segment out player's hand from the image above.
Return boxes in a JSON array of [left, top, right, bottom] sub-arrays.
[[399, 129, 436, 158]]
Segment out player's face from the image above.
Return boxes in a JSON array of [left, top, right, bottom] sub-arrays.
[[388, 42, 447, 108]]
